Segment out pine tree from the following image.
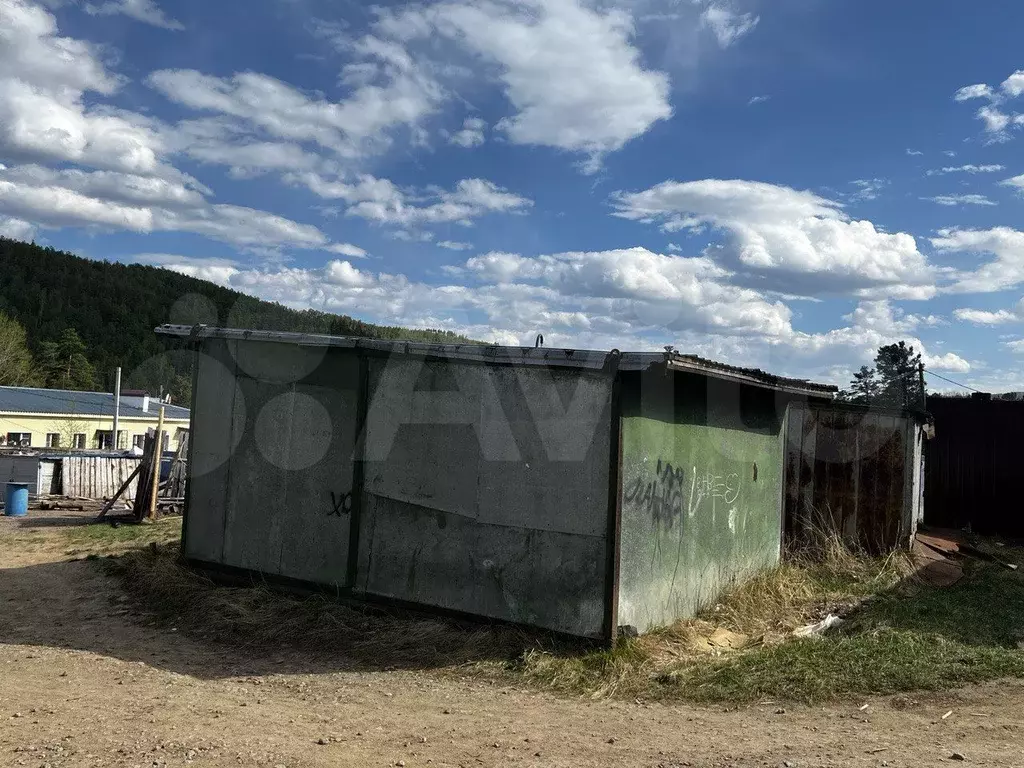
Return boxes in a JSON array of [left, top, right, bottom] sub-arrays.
[[845, 365, 881, 404], [875, 341, 923, 408], [38, 328, 98, 391]]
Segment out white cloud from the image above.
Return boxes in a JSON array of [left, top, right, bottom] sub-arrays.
[[906, 148, 923, 156], [292, 173, 532, 227], [954, 84, 995, 102], [325, 242, 368, 258], [701, 5, 759, 48], [611, 179, 935, 298], [0, 163, 206, 207], [952, 71, 1024, 139], [923, 194, 997, 207], [0, 160, 335, 250], [0, 0, 178, 177], [1002, 70, 1024, 98], [953, 306, 1020, 325], [747, 95, 770, 106], [84, 0, 183, 30], [446, 117, 486, 148], [1000, 174, 1024, 192], [850, 178, 888, 201], [933, 227, 1024, 293], [437, 240, 473, 250], [147, 40, 444, 161], [0, 215, 35, 240], [926, 164, 1004, 175], [378, 0, 672, 170], [666, 243, 682, 252]]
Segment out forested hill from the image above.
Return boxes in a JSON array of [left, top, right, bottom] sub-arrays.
[[0, 238, 470, 401]]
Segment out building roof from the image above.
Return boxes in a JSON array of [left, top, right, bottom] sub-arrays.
[[156, 324, 836, 398], [0, 386, 190, 420]]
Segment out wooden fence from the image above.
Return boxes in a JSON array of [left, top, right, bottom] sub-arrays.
[[925, 396, 1024, 537]]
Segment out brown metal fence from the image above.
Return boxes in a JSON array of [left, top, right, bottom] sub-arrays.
[[924, 396, 1024, 537], [784, 402, 922, 553]]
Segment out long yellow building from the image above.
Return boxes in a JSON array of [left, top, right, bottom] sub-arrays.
[[0, 386, 190, 452]]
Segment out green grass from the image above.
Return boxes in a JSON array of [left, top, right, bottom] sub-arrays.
[[89, 527, 1024, 704], [62, 518, 182, 548]]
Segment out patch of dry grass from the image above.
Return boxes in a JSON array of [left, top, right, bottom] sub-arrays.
[[95, 529, 1024, 703], [106, 545, 541, 671]]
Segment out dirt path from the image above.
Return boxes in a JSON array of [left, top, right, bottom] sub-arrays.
[[2, 515, 1024, 767]]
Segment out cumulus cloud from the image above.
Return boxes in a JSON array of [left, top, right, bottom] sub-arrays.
[[0, 0, 177, 176], [952, 70, 1024, 139], [84, 0, 183, 30], [445, 117, 486, 148], [747, 95, 770, 106], [953, 306, 1021, 325], [933, 227, 1024, 293], [325, 242, 368, 258], [438, 240, 473, 250], [377, 0, 672, 170], [611, 179, 936, 298]]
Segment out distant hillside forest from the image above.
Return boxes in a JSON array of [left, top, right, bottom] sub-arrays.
[[0, 238, 471, 405]]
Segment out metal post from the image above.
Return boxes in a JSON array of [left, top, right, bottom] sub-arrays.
[[147, 406, 165, 521], [112, 367, 121, 451]]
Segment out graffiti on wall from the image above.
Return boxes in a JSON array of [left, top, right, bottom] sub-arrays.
[[327, 490, 353, 517], [623, 458, 740, 529]]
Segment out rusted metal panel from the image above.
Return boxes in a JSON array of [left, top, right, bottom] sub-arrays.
[[784, 402, 920, 552]]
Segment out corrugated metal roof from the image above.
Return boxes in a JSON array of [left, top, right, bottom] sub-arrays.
[[668, 354, 838, 396], [156, 324, 836, 396], [0, 386, 190, 420]]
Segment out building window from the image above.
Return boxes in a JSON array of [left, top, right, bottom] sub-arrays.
[[133, 434, 146, 450], [72, 433, 86, 450], [96, 431, 113, 450], [45, 433, 61, 448], [5, 432, 31, 447]]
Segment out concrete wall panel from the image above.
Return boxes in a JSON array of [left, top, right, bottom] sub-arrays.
[[356, 492, 608, 637], [617, 373, 784, 633], [184, 338, 242, 563], [360, 357, 614, 635]]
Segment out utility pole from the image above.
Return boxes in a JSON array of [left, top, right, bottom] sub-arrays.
[[112, 367, 121, 451], [919, 362, 926, 411]]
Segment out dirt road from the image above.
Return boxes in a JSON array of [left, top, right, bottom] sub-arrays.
[[2, 515, 1024, 768]]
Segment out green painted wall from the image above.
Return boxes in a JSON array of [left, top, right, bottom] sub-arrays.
[[616, 372, 785, 633]]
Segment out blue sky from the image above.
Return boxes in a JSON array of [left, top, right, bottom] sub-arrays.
[[3, 0, 1024, 391]]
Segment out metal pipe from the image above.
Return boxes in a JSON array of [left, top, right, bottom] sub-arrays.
[[112, 367, 121, 451]]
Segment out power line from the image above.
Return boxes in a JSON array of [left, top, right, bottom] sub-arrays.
[[924, 369, 985, 394]]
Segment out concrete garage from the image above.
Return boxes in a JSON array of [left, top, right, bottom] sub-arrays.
[[160, 325, 835, 640]]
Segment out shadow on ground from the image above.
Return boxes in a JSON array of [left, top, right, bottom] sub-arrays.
[[0, 547, 560, 682]]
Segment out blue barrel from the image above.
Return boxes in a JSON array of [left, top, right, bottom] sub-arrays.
[[4, 482, 28, 517]]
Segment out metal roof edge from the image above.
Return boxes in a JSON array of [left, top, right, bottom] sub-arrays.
[[667, 355, 837, 397], [155, 324, 665, 371]]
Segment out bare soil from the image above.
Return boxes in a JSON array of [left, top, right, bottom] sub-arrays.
[[2, 511, 1024, 767]]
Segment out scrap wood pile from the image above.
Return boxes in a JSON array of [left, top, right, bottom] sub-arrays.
[[96, 425, 188, 524], [912, 528, 1018, 587]]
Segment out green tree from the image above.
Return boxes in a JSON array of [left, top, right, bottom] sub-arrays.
[[843, 365, 881, 405], [842, 341, 924, 408], [39, 328, 98, 391], [0, 312, 39, 386], [875, 341, 923, 408]]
